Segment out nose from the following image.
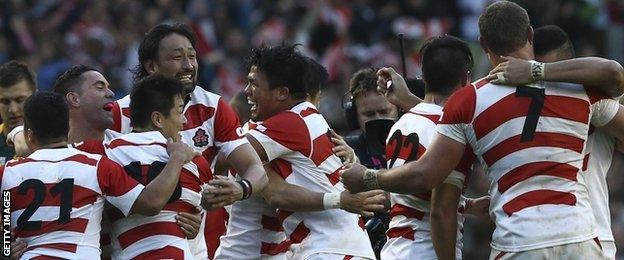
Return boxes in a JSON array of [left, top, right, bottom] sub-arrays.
[[182, 57, 193, 69], [105, 87, 115, 98], [8, 100, 20, 114], [244, 83, 252, 95]]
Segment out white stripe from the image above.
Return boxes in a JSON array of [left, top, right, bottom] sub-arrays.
[[3, 163, 102, 193], [492, 175, 582, 208], [488, 147, 583, 181], [120, 234, 191, 259], [543, 82, 590, 100], [474, 83, 515, 118], [391, 194, 430, 213], [303, 113, 329, 140], [12, 201, 103, 223], [180, 187, 201, 206], [106, 185, 143, 216], [475, 116, 588, 153], [112, 210, 177, 234]]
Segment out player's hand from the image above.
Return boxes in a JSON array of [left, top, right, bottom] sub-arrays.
[[10, 231, 27, 260], [201, 176, 244, 209], [486, 56, 534, 86], [340, 163, 369, 193], [166, 138, 200, 163], [376, 67, 418, 110], [330, 130, 357, 164], [340, 190, 386, 217], [175, 209, 203, 239], [464, 195, 490, 219]]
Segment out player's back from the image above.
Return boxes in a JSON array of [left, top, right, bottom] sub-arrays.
[[248, 102, 375, 259], [104, 131, 212, 259], [438, 78, 617, 252], [382, 103, 472, 260], [1, 147, 143, 259]]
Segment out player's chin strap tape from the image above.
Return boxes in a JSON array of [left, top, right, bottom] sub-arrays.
[[237, 179, 253, 200]]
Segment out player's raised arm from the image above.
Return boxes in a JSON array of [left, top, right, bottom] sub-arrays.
[[488, 56, 624, 97], [129, 139, 199, 215]]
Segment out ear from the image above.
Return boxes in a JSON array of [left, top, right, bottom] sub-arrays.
[[275, 87, 290, 101], [66, 92, 81, 108], [151, 111, 164, 129], [144, 60, 157, 74], [25, 128, 36, 149], [527, 26, 534, 45]]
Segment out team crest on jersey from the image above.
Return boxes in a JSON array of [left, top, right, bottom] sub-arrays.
[[193, 129, 210, 147]]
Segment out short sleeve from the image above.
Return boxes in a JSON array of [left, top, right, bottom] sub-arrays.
[[437, 86, 476, 144], [590, 98, 620, 127], [247, 112, 310, 161], [214, 98, 248, 157], [442, 146, 475, 189], [96, 157, 144, 216]]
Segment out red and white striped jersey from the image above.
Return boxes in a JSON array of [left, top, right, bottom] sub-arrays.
[[381, 103, 474, 259], [102, 131, 213, 259], [585, 128, 617, 242], [215, 121, 289, 260], [437, 79, 620, 252], [247, 102, 375, 259], [0, 148, 144, 259], [110, 86, 248, 167]]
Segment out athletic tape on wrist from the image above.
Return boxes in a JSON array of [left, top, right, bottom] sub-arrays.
[[323, 192, 341, 209]]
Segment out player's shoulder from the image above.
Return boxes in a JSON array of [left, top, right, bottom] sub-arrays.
[[189, 86, 222, 106]]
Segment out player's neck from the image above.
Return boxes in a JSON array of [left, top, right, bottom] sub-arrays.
[[492, 45, 535, 67], [131, 125, 159, 134], [68, 119, 104, 143], [37, 140, 68, 150], [423, 93, 449, 106]]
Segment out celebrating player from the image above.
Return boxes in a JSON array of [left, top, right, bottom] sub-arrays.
[[0, 91, 197, 259], [342, 1, 624, 259]]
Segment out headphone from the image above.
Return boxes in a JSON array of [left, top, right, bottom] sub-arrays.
[[342, 92, 359, 130]]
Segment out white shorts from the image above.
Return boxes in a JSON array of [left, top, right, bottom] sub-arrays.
[[600, 240, 616, 260], [489, 238, 604, 260], [380, 233, 462, 260], [305, 253, 372, 260]]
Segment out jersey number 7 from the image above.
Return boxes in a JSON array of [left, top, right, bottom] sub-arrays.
[[516, 86, 545, 142]]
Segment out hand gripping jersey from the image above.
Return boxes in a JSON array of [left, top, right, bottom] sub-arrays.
[[111, 86, 247, 166], [437, 79, 620, 252], [381, 103, 474, 260], [215, 121, 289, 260], [247, 102, 375, 259], [0, 148, 144, 259], [103, 131, 213, 259]]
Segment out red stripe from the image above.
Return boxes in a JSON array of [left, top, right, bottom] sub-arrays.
[[179, 168, 202, 193], [261, 240, 291, 255], [7, 154, 98, 167], [192, 156, 213, 184], [482, 132, 585, 166], [111, 101, 122, 132], [276, 209, 293, 223], [358, 217, 366, 230], [162, 200, 196, 214], [31, 256, 66, 260], [27, 243, 78, 254], [502, 190, 576, 216], [474, 78, 490, 89], [183, 104, 215, 130], [260, 222, 311, 255], [582, 153, 590, 172], [122, 107, 131, 119], [117, 222, 185, 249], [494, 251, 507, 260], [261, 112, 311, 157], [270, 159, 293, 179], [327, 168, 341, 186], [389, 204, 425, 220], [299, 107, 319, 117], [261, 215, 284, 232], [106, 139, 166, 149], [409, 113, 440, 124], [17, 218, 88, 238], [133, 245, 185, 260], [310, 131, 335, 166], [386, 226, 415, 240], [473, 94, 590, 140], [204, 207, 228, 259], [344, 256, 354, 260], [11, 184, 98, 211], [497, 162, 579, 193]]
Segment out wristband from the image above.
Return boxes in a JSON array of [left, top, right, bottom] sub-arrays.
[[236, 179, 253, 200], [529, 60, 545, 81], [363, 169, 380, 190], [7, 125, 24, 145], [323, 192, 341, 209]]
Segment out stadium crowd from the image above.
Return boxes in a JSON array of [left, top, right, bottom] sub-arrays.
[[1, 0, 624, 259]]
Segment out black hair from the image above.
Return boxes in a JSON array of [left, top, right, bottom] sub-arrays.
[[534, 25, 575, 58], [420, 35, 473, 95], [132, 23, 197, 83], [23, 92, 69, 144], [304, 57, 328, 96], [248, 45, 308, 99], [0, 60, 37, 91], [53, 65, 99, 95], [130, 75, 185, 128]]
